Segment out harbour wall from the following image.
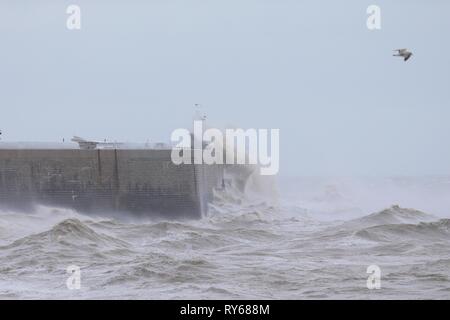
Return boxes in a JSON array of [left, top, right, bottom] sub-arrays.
[[0, 149, 224, 218]]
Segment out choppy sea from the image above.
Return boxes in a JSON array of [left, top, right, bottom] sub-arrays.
[[1, 174, 450, 299]]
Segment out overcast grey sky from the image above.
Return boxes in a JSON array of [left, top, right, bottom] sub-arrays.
[[1, 1, 449, 176]]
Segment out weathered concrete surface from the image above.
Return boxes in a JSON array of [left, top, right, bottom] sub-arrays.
[[0, 149, 223, 218]]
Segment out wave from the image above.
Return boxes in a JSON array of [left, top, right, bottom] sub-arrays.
[[355, 219, 450, 242], [3, 218, 129, 251], [346, 205, 436, 228], [313, 205, 449, 245]]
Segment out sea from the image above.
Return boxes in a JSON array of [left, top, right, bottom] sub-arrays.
[[1, 172, 450, 299]]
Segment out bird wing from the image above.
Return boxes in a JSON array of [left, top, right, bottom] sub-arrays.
[[404, 53, 412, 61], [394, 49, 407, 53]]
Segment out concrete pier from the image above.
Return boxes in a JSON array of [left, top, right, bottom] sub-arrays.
[[0, 148, 223, 218]]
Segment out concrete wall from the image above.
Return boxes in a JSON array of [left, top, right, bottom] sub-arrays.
[[0, 149, 223, 218]]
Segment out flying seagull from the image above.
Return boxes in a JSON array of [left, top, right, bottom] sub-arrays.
[[393, 49, 413, 61]]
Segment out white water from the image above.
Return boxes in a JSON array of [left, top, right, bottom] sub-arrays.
[[1, 175, 450, 299]]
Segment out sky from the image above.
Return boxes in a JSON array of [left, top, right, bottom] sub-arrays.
[[1, 0, 449, 176]]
